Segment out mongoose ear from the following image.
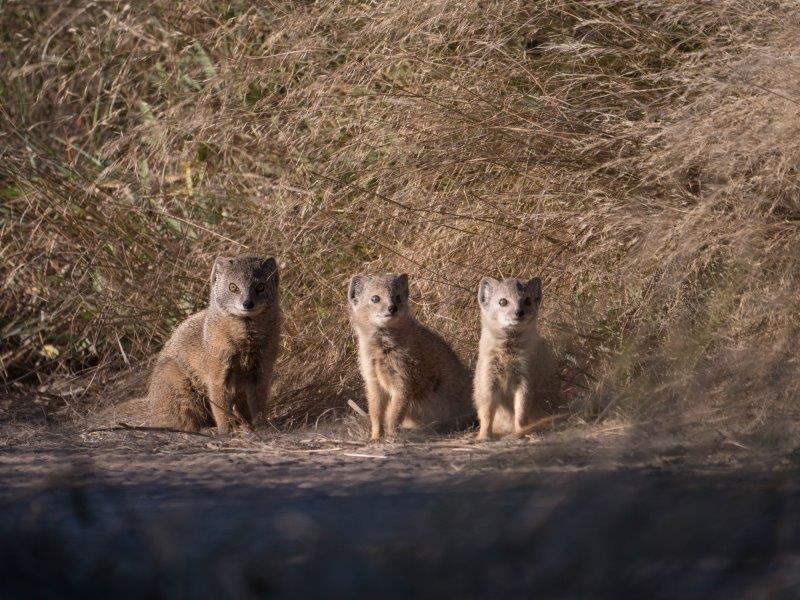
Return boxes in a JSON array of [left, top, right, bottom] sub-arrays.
[[260, 257, 278, 272], [261, 257, 279, 290], [394, 273, 409, 298], [211, 256, 230, 285], [478, 277, 498, 307], [348, 275, 365, 305], [527, 277, 542, 305]]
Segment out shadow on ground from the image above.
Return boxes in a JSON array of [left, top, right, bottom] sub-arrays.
[[1, 422, 799, 599]]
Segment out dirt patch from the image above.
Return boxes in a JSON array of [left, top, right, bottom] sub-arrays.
[[2, 412, 800, 598]]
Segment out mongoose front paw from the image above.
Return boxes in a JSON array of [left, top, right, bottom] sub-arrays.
[[369, 424, 383, 441]]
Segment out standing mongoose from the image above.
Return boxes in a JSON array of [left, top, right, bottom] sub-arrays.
[[473, 276, 558, 440], [148, 256, 281, 433], [348, 273, 472, 440]]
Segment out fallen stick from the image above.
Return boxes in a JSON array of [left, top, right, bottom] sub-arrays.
[[282, 447, 344, 454], [515, 413, 570, 438], [347, 399, 368, 418], [342, 452, 387, 459], [86, 422, 211, 438], [204, 446, 267, 453], [312, 438, 365, 446]]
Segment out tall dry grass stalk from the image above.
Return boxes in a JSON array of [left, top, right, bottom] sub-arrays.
[[1, 0, 799, 427]]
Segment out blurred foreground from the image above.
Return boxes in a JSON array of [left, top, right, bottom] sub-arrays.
[[2, 421, 799, 598]]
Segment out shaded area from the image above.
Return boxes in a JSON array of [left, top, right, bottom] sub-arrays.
[[2, 431, 800, 598]]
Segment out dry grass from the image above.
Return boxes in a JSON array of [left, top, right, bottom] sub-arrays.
[[1, 0, 799, 428]]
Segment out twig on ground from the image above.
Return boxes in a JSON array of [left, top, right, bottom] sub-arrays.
[[515, 414, 571, 438], [282, 446, 344, 454], [347, 400, 368, 418], [342, 452, 388, 459], [311, 437, 365, 446], [87, 422, 211, 438]]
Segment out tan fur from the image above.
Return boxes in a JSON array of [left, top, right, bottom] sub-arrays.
[[148, 257, 281, 433], [473, 276, 559, 440], [348, 273, 472, 440]]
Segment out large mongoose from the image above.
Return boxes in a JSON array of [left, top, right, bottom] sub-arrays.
[[348, 273, 472, 440], [148, 256, 281, 433], [473, 276, 558, 440]]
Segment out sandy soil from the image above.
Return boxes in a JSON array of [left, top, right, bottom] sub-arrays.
[[1, 397, 800, 598]]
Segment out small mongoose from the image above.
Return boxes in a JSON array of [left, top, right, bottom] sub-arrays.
[[148, 256, 281, 433], [348, 273, 473, 440], [473, 276, 558, 440]]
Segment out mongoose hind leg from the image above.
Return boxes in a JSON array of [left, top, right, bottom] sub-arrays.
[[148, 358, 210, 432]]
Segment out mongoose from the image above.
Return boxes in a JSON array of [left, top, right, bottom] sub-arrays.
[[348, 273, 473, 440], [148, 256, 281, 433], [473, 276, 558, 440]]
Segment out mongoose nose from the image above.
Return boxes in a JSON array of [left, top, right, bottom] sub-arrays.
[[242, 299, 255, 310], [388, 304, 398, 315], [515, 309, 524, 319]]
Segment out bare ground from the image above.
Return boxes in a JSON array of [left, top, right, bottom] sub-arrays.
[[1, 397, 800, 599]]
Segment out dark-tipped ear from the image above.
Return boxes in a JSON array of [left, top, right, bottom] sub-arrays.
[[478, 277, 498, 307], [260, 257, 278, 273], [349, 275, 365, 306], [527, 277, 542, 305], [395, 273, 409, 298], [261, 257, 279, 290], [211, 256, 229, 285]]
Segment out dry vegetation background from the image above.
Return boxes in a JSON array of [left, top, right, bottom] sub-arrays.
[[2, 0, 799, 430]]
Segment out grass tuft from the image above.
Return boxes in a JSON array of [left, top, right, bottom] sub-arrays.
[[1, 0, 798, 428]]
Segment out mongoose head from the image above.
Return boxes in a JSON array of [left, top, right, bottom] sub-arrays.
[[210, 256, 279, 318], [478, 276, 542, 334], [348, 273, 410, 329]]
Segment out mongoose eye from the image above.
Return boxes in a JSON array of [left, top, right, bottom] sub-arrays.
[[498, 298, 508, 306], [371, 295, 380, 304], [255, 282, 266, 293], [524, 297, 531, 306], [395, 295, 402, 304], [228, 283, 239, 293]]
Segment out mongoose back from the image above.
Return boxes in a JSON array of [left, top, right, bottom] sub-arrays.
[[348, 273, 472, 440], [148, 256, 281, 432], [473, 276, 558, 440]]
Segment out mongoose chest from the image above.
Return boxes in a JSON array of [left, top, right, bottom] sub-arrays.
[[487, 341, 527, 384], [208, 318, 270, 376], [370, 333, 414, 385]]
